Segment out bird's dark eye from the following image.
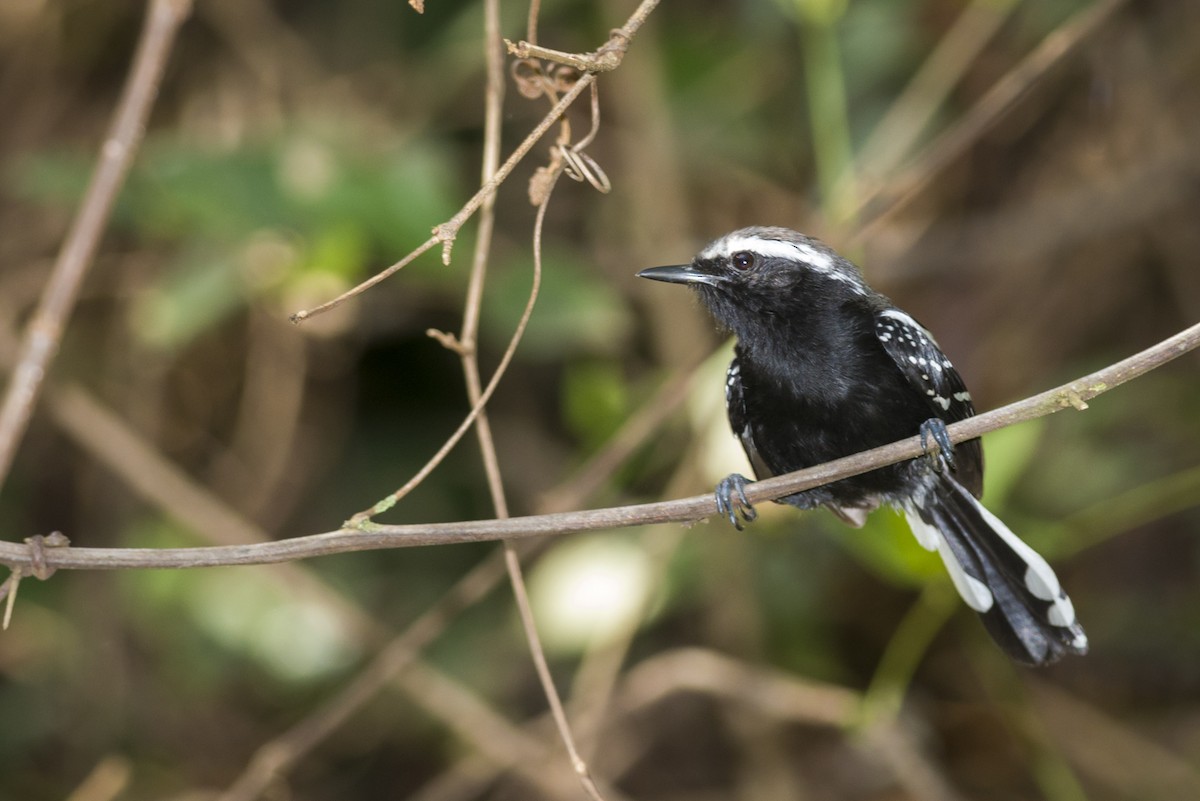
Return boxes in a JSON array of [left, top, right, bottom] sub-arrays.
[[731, 251, 754, 271]]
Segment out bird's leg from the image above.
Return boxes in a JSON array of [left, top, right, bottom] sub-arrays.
[[715, 473, 758, 530], [919, 418, 955, 472]]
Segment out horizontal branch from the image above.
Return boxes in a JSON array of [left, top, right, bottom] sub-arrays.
[[2, 319, 1197, 574]]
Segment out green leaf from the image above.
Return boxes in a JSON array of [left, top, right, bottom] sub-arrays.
[[480, 251, 632, 359], [562, 360, 630, 450], [980, 416, 1046, 505]]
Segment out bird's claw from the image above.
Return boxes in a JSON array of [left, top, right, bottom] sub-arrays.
[[715, 473, 758, 531], [919, 418, 955, 472]]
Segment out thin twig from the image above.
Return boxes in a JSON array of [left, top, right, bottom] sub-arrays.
[[611, 647, 967, 801], [221, 6, 661, 795], [456, 0, 509, 518], [2, 318, 1196, 572], [289, 235, 439, 322], [401, 660, 627, 799], [537, 363, 700, 514], [510, 172, 609, 801], [862, 720, 969, 801], [345, 200, 547, 523], [0, 0, 192, 489], [526, 0, 541, 47], [854, 0, 1018, 188], [453, 3, 608, 797], [292, 0, 662, 326], [347, 23, 639, 523], [2, 571, 19, 629], [616, 647, 857, 729], [216, 548, 517, 801], [291, 74, 591, 325], [1027, 680, 1200, 798], [505, 0, 660, 74], [856, 0, 1130, 235], [430, 73, 592, 265]]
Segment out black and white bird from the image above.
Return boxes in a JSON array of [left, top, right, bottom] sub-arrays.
[[638, 226, 1087, 666]]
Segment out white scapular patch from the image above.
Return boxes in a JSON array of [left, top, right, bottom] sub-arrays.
[[878, 309, 936, 343], [904, 506, 994, 613], [875, 309, 970, 416]]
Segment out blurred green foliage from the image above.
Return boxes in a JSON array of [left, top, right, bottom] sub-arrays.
[[13, 128, 459, 352], [0, 0, 1198, 799]]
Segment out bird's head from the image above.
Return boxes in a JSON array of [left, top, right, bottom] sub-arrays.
[[637, 227, 868, 331]]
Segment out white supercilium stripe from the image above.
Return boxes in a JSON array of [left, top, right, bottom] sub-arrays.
[[699, 235, 865, 292], [700, 236, 834, 271]]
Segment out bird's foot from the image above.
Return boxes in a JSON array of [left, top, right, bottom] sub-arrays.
[[715, 473, 758, 531], [919, 418, 955, 472]]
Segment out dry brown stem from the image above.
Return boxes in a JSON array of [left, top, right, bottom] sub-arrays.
[[0, 0, 192, 488]]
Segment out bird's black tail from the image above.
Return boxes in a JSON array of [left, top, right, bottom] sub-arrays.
[[903, 475, 1088, 666]]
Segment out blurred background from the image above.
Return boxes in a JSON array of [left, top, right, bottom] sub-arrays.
[[1, 0, 1199, 799]]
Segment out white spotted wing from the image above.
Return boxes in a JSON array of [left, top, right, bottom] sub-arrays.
[[874, 308, 983, 495]]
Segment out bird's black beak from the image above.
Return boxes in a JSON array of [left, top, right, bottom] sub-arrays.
[[637, 264, 725, 286]]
